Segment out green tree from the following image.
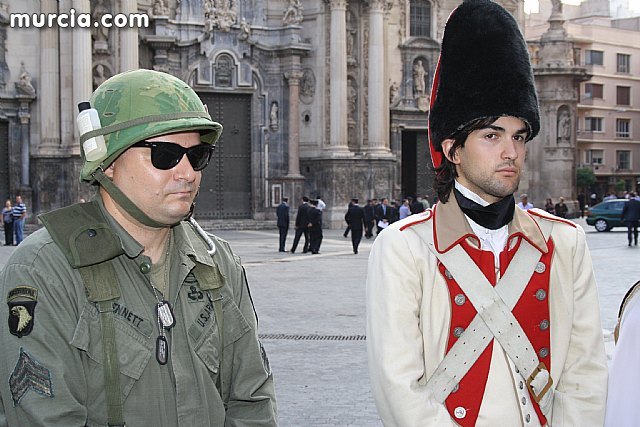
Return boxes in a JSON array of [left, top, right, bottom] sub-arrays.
[[576, 167, 596, 193], [615, 179, 626, 193]]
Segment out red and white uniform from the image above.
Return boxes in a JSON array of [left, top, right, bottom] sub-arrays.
[[366, 194, 607, 426]]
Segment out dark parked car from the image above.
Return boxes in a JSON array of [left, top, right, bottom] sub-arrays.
[[586, 199, 628, 232]]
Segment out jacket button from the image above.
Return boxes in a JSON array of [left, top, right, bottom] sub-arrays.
[[453, 327, 465, 338], [521, 396, 527, 405], [139, 262, 151, 274], [451, 383, 459, 393], [525, 414, 531, 423], [539, 319, 550, 331], [539, 347, 549, 358], [534, 262, 546, 273], [444, 269, 453, 280], [535, 289, 547, 301], [454, 407, 466, 419], [454, 294, 466, 306], [519, 381, 524, 390], [87, 229, 97, 237]]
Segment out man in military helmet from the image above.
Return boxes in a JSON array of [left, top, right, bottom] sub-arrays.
[[0, 69, 277, 426], [366, 1, 607, 425]]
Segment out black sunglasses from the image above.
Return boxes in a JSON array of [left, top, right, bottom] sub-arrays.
[[132, 141, 214, 171]]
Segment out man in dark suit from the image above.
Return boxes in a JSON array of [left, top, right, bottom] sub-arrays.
[[290, 196, 310, 253], [345, 198, 366, 254], [374, 198, 391, 234], [410, 196, 425, 215], [307, 199, 323, 254], [276, 197, 290, 252], [364, 199, 376, 239], [621, 193, 640, 246]]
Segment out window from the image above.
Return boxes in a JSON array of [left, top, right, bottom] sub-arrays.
[[617, 150, 631, 170], [617, 53, 631, 73], [410, 0, 431, 37], [616, 119, 631, 138], [585, 117, 603, 132], [584, 83, 603, 99], [585, 49, 604, 65], [586, 149, 604, 164], [617, 86, 631, 106]]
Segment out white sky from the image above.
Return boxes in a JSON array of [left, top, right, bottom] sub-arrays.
[[525, 0, 640, 15]]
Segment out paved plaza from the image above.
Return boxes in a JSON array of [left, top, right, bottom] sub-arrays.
[[0, 217, 638, 426]]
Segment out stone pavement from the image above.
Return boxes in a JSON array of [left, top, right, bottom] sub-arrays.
[[0, 217, 638, 426]]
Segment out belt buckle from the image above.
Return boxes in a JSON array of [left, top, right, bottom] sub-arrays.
[[526, 362, 553, 403]]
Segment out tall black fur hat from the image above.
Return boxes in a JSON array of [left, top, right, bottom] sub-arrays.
[[428, 0, 540, 168]]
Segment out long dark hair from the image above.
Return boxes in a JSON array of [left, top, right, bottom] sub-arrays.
[[432, 116, 501, 203]]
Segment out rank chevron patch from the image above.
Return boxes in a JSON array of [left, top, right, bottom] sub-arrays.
[[9, 348, 54, 405]]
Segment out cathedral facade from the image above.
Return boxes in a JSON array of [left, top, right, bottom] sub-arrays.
[[2, 0, 577, 228]]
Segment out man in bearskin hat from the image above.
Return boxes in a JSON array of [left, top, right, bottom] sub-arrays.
[[366, 0, 607, 425]]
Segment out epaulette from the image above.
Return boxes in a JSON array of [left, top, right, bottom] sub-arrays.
[[399, 208, 434, 231], [614, 280, 640, 343], [527, 208, 577, 228]]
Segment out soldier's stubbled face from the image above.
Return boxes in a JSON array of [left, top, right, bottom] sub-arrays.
[[106, 131, 203, 226]]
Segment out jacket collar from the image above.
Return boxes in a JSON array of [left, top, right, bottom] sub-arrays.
[[96, 193, 215, 267], [433, 193, 548, 254]]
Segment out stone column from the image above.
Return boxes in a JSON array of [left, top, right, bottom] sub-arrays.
[[72, 0, 93, 153], [329, 0, 349, 152], [120, 0, 139, 71], [285, 70, 304, 178], [367, 0, 388, 153], [40, 0, 60, 152]]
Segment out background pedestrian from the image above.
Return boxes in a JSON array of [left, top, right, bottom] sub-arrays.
[[2, 199, 13, 246], [277, 197, 290, 252]]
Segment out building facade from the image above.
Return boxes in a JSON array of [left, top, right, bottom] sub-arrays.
[[527, 0, 640, 204], [3, 0, 610, 227]]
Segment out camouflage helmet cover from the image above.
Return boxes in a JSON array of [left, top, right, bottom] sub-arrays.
[[80, 69, 223, 183]]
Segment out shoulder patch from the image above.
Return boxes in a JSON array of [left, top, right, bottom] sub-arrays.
[[9, 348, 54, 405], [399, 209, 434, 231], [7, 286, 38, 338], [527, 208, 577, 228]]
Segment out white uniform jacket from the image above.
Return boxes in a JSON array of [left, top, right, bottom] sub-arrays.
[[366, 196, 607, 427]]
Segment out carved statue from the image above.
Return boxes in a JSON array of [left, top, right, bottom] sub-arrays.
[[91, 0, 109, 52], [557, 109, 571, 142], [93, 64, 108, 90], [16, 63, 35, 97], [389, 80, 399, 104], [204, 0, 238, 32], [238, 17, 251, 40], [413, 60, 426, 95], [347, 80, 357, 121], [270, 102, 279, 130], [551, 0, 563, 15], [283, 0, 304, 25], [153, 0, 170, 16]]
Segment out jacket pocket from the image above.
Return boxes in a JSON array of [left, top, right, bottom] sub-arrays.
[[70, 302, 153, 409], [189, 295, 252, 376]]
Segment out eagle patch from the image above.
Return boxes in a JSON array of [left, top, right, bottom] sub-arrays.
[[7, 286, 38, 338]]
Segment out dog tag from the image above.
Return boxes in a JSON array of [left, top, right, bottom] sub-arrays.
[[156, 335, 168, 365], [156, 301, 175, 329]]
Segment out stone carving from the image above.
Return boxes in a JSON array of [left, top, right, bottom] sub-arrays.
[[551, 0, 563, 15], [283, 0, 304, 25], [15, 62, 35, 97], [557, 106, 571, 144], [214, 54, 233, 87], [92, 0, 109, 53], [238, 17, 251, 40], [389, 80, 399, 105], [93, 64, 111, 90], [204, 0, 238, 33], [346, 12, 356, 58], [347, 78, 357, 124], [413, 59, 426, 95], [300, 69, 316, 103], [270, 102, 279, 130], [153, 0, 170, 16]]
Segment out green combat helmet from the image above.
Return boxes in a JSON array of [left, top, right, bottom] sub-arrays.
[[79, 69, 223, 229]]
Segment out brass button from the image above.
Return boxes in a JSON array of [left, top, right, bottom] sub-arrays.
[[453, 327, 465, 338], [535, 289, 547, 301], [139, 262, 151, 274], [539, 319, 550, 331], [454, 294, 466, 306]]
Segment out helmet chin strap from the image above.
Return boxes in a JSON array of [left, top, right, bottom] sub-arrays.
[[93, 168, 179, 228]]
